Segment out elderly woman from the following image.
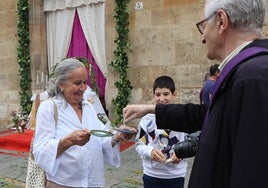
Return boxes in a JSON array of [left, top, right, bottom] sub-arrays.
[[33, 58, 136, 188]]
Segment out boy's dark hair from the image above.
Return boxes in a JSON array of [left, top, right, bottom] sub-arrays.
[[209, 64, 220, 76], [153, 75, 175, 94]]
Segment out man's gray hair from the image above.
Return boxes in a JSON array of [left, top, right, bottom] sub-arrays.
[[205, 0, 266, 36]]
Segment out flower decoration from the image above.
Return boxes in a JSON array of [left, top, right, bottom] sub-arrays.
[[10, 111, 29, 133]]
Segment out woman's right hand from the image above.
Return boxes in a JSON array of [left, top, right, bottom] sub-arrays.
[[57, 129, 90, 157], [69, 129, 91, 146]]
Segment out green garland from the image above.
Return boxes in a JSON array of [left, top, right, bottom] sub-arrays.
[[110, 0, 132, 125], [17, 0, 32, 113]]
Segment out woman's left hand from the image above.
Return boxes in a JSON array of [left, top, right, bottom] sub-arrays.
[[112, 125, 137, 145]]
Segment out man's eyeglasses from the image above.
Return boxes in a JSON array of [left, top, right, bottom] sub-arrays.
[[196, 13, 216, 35]]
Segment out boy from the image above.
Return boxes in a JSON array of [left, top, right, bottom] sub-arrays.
[[135, 75, 187, 188]]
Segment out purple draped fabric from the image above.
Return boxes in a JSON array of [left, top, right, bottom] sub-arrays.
[[67, 10, 106, 98]]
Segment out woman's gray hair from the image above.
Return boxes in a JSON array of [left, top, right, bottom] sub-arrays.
[[47, 58, 85, 97], [204, 0, 266, 36]]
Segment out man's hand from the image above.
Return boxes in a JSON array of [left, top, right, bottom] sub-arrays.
[[123, 104, 156, 123]]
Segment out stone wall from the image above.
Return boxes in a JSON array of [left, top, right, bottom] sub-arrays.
[[0, 0, 20, 128], [0, 0, 47, 129], [29, 0, 48, 91], [0, 0, 268, 129], [127, 0, 207, 105], [105, 0, 217, 117], [105, 0, 268, 119]]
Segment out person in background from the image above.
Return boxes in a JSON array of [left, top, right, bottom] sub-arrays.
[[203, 72, 210, 82], [199, 72, 209, 104], [33, 58, 136, 188], [123, 0, 268, 187], [84, 85, 112, 128], [136, 76, 187, 188], [200, 64, 219, 104]]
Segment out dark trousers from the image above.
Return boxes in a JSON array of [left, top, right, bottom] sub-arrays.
[[143, 174, 185, 188]]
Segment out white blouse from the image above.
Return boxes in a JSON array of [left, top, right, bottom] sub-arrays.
[[135, 114, 187, 179], [33, 98, 120, 187]]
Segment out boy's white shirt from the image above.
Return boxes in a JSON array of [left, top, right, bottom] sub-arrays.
[[136, 113, 187, 179]]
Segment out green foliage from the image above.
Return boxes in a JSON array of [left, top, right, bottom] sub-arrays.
[[17, 0, 32, 113], [75, 57, 99, 94], [110, 0, 132, 125]]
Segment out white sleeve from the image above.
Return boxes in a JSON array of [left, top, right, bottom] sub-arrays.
[[33, 100, 60, 175], [100, 121, 121, 167], [136, 139, 154, 159], [135, 120, 154, 159]]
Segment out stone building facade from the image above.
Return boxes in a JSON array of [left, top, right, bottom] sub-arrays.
[[0, 0, 47, 129], [0, 0, 268, 129]]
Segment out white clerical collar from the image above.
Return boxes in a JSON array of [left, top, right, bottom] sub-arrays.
[[219, 41, 253, 71]]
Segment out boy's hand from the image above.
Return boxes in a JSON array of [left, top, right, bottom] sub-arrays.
[[150, 149, 166, 162]]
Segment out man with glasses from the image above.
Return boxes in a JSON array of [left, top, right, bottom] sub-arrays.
[[123, 0, 268, 187]]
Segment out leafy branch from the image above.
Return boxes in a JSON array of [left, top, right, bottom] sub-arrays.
[[110, 0, 132, 125], [16, 0, 32, 114]]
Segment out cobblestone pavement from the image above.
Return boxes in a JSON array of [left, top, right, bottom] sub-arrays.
[[0, 145, 193, 188]]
